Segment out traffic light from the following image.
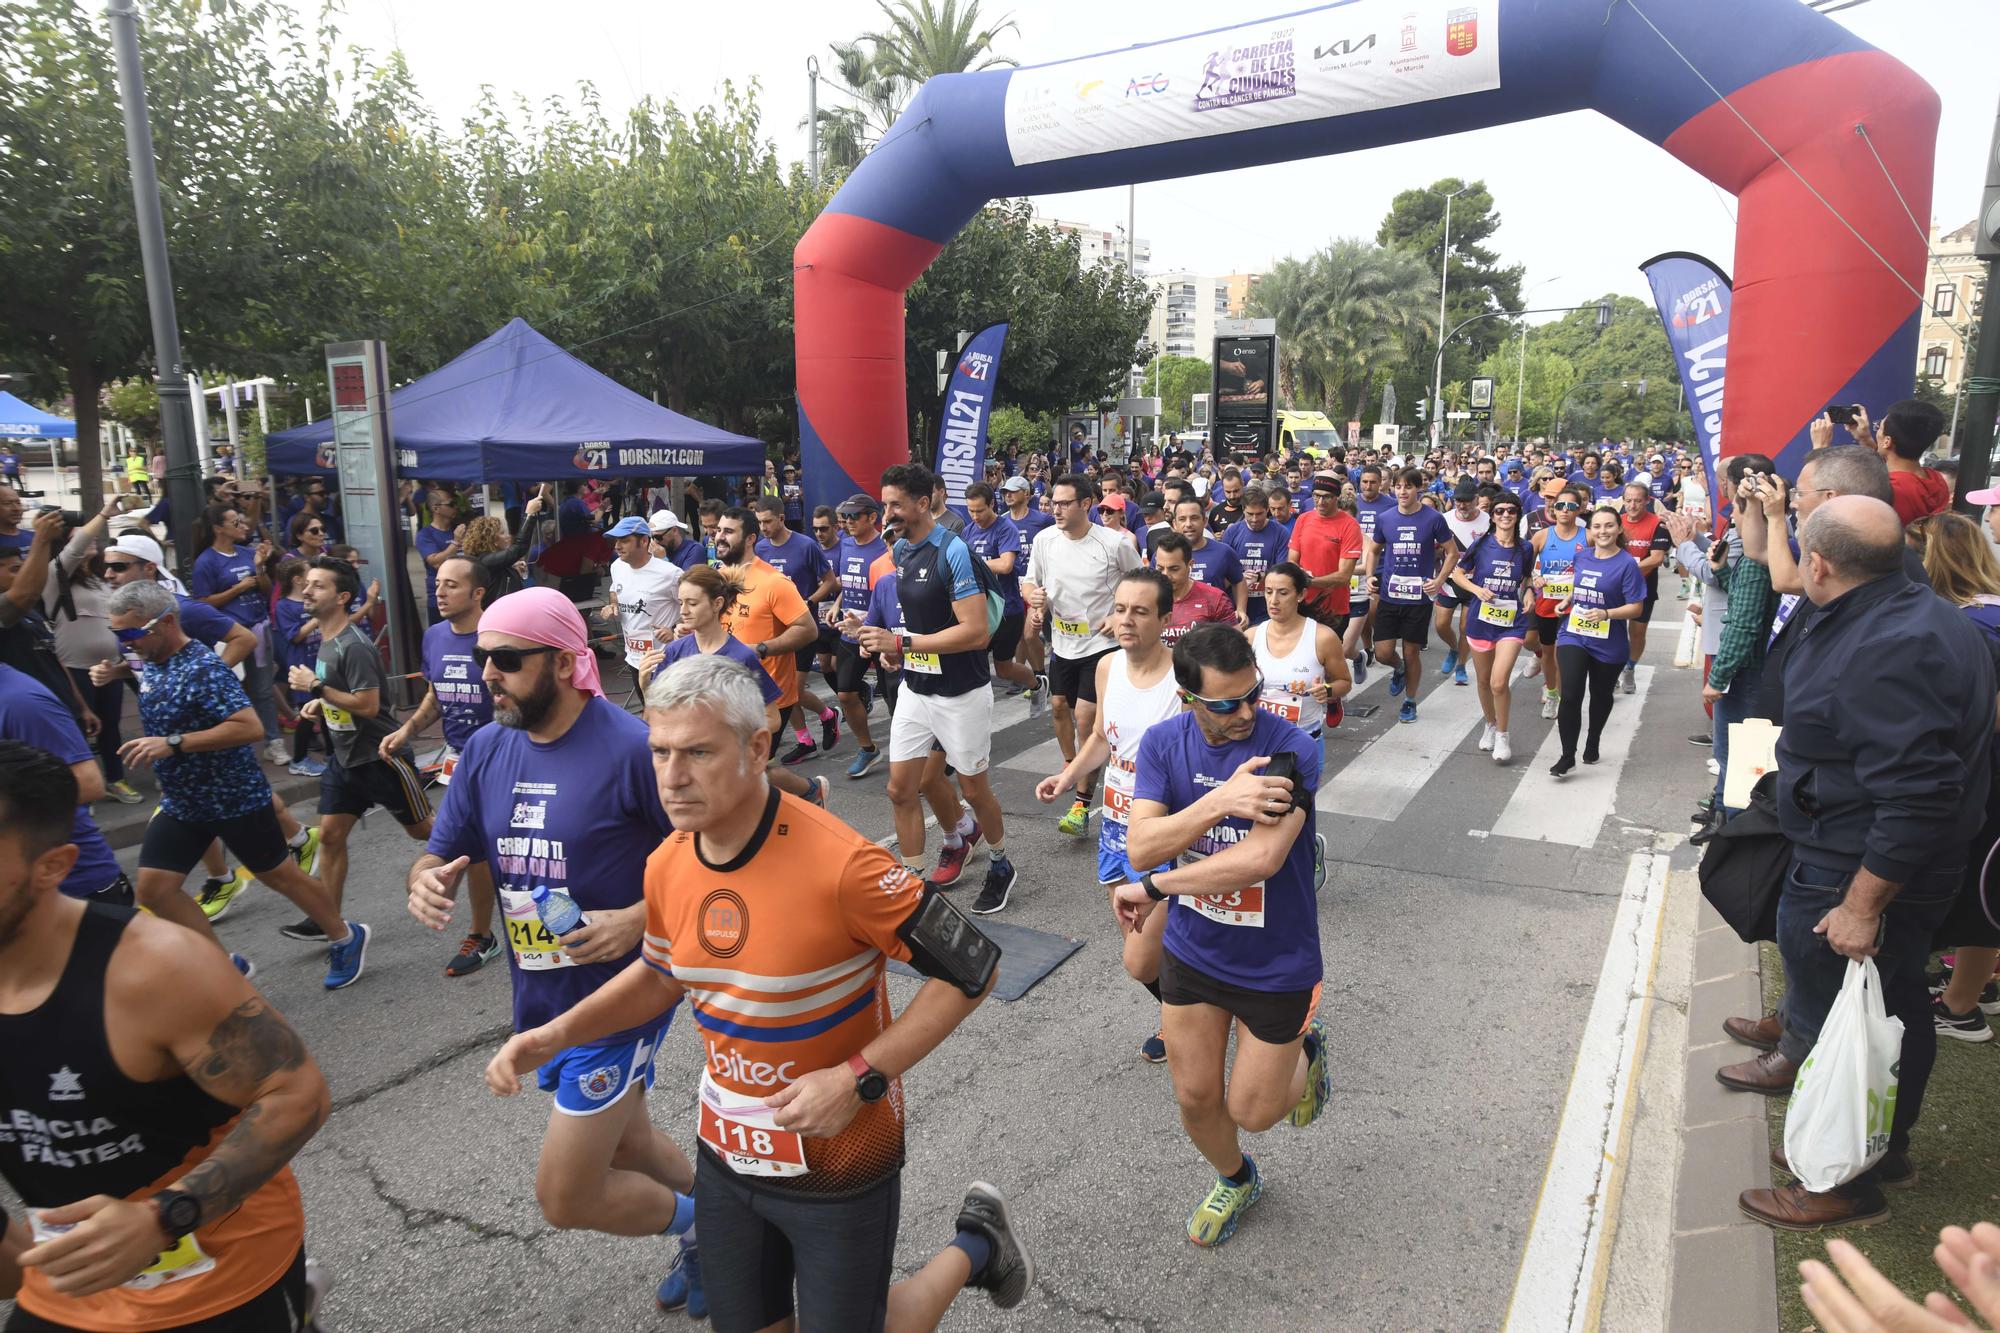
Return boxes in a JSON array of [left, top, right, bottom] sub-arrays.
[[1979, 103, 2000, 260], [1416, 399, 1428, 421]]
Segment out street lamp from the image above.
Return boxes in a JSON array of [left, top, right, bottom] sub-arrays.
[[1553, 376, 1648, 446], [1430, 183, 1470, 448], [1513, 276, 1562, 444], [1431, 300, 1613, 447]]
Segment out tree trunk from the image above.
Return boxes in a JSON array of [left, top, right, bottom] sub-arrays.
[[1355, 379, 1374, 427], [67, 359, 104, 513]]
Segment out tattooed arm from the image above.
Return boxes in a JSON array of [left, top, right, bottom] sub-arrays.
[[19, 920, 329, 1297]]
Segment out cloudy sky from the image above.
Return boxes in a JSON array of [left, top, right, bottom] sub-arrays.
[[331, 0, 1995, 320]]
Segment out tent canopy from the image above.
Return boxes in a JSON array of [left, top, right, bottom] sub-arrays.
[[0, 391, 76, 439], [267, 319, 763, 480]]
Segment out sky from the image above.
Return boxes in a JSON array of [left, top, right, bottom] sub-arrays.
[[328, 0, 1996, 324]]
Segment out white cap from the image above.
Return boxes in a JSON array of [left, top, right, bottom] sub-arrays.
[[1190, 475, 1211, 498], [647, 509, 685, 533], [106, 534, 166, 568]]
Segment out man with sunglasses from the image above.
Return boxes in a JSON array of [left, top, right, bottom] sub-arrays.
[[106, 578, 362, 986], [1117, 624, 1330, 1247], [825, 495, 892, 779], [1362, 468, 1460, 725], [284, 557, 431, 948], [409, 588, 690, 1305]]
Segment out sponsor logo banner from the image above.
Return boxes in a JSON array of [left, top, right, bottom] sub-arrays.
[[1639, 252, 1732, 510], [934, 322, 1009, 518]]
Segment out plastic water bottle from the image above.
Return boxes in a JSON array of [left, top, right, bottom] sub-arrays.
[[530, 885, 589, 936]]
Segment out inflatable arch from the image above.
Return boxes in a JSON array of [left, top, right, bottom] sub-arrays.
[[794, 0, 1938, 507]]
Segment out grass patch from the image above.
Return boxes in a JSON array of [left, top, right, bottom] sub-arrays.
[[1759, 942, 2000, 1331]]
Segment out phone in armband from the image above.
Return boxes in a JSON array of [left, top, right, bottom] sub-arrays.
[[897, 888, 1002, 998], [1263, 751, 1298, 814]]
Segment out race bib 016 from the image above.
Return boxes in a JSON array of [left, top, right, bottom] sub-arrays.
[[1258, 693, 1303, 723]]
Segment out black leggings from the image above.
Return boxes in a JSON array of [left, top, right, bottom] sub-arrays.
[[1556, 645, 1621, 761], [67, 667, 126, 782]]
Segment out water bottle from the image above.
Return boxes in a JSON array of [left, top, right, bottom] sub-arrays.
[[530, 885, 589, 936]]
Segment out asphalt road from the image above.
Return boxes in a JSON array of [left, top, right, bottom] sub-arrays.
[[4, 604, 1713, 1332]]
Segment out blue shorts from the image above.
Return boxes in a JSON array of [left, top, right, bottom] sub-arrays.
[[1098, 817, 1169, 887], [536, 1017, 670, 1116]]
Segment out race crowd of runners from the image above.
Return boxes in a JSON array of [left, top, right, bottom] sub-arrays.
[[3, 418, 1941, 1330]]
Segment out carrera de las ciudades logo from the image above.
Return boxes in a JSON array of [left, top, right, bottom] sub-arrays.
[[1194, 27, 1296, 112]]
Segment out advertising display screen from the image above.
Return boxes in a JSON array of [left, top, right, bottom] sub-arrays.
[[1214, 338, 1274, 415]]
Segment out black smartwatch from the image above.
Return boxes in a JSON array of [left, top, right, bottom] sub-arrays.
[[1140, 871, 1168, 902], [847, 1053, 890, 1103], [150, 1188, 202, 1241], [166, 733, 185, 755]]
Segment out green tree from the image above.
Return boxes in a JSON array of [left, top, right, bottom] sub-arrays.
[[1377, 177, 1525, 425], [1144, 354, 1211, 430], [988, 404, 1052, 455], [1525, 296, 1683, 442], [1247, 240, 1433, 424]]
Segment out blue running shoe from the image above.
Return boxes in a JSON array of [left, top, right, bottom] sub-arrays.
[[846, 747, 883, 780], [231, 953, 256, 980], [1140, 1032, 1167, 1063], [1398, 700, 1417, 724], [1388, 667, 1405, 697], [1454, 664, 1470, 687], [655, 1244, 706, 1317], [1438, 650, 1459, 677], [1187, 1157, 1262, 1247], [323, 922, 369, 990]]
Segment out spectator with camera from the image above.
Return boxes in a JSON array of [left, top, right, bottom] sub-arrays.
[[1831, 400, 1952, 524]]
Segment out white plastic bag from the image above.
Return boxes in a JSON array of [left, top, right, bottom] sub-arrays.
[[1783, 958, 1903, 1192]]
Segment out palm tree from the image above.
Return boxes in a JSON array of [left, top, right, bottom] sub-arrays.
[[864, 0, 1020, 82], [808, 39, 911, 175], [1248, 240, 1434, 421]]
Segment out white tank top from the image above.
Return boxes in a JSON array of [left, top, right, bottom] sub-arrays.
[[1253, 618, 1326, 736], [1099, 648, 1182, 826]]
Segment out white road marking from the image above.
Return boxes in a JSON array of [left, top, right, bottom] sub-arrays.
[[1503, 850, 1672, 1333], [1318, 660, 1517, 823], [1491, 665, 1655, 848]]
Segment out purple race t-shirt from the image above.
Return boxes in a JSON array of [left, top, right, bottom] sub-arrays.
[[421, 620, 492, 751], [657, 633, 782, 706], [0, 664, 123, 898]]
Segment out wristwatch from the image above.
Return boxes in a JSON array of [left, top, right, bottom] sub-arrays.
[[754, 641, 770, 659], [1140, 871, 1168, 902], [149, 1188, 202, 1242], [896, 630, 914, 653], [846, 1053, 889, 1103], [166, 733, 185, 755]]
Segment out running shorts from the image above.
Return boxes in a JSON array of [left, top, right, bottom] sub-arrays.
[[1530, 611, 1563, 642], [1159, 948, 1321, 1047], [833, 639, 875, 695], [695, 1149, 900, 1333], [1047, 647, 1113, 707], [989, 611, 1026, 663], [1301, 604, 1349, 637], [319, 753, 430, 826], [140, 804, 290, 878], [887, 685, 991, 775], [1372, 601, 1432, 649], [1098, 817, 1170, 887], [535, 1016, 670, 1116]]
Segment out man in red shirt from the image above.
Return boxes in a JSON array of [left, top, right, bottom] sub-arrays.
[[1847, 400, 1951, 525], [1286, 473, 1364, 635], [1152, 533, 1237, 647]]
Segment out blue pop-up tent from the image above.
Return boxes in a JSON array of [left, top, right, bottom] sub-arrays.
[[267, 319, 763, 480], [0, 391, 77, 440]]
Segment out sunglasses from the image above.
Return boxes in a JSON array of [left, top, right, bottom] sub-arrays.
[[304, 526, 325, 535], [112, 613, 166, 645], [1180, 675, 1266, 715], [473, 643, 560, 673], [1553, 501, 1582, 511], [104, 561, 139, 573]]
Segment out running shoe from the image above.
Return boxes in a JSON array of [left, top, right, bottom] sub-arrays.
[[1493, 732, 1513, 764], [1438, 650, 1459, 678], [1524, 655, 1542, 680], [1387, 667, 1405, 697], [1026, 675, 1049, 719], [846, 747, 883, 779], [805, 775, 831, 808], [1056, 800, 1090, 838], [820, 709, 840, 753], [287, 756, 327, 778], [1620, 664, 1636, 695], [781, 739, 819, 766], [1454, 664, 1470, 687], [280, 915, 329, 942], [1398, 700, 1417, 725], [1478, 722, 1496, 752], [1350, 653, 1367, 686], [197, 869, 253, 923], [303, 1257, 334, 1328], [231, 953, 256, 980], [1688, 732, 1713, 746], [859, 680, 876, 715], [1933, 993, 1994, 1043], [1541, 688, 1560, 720], [291, 826, 321, 878], [1288, 1020, 1331, 1128], [655, 1244, 707, 1317], [444, 933, 500, 978], [1927, 968, 2000, 1015], [1312, 833, 1326, 892], [1139, 1033, 1167, 1063], [972, 856, 1016, 914], [930, 820, 983, 888], [1551, 755, 1575, 779], [105, 779, 144, 804], [263, 738, 290, 764], [323, 922, 370, 990], [1186, 1158, 1262, 1247], [1706, 757, 1720, 777], [957, 1182, 1034, 1310], [1582, 743, 1601, 765]]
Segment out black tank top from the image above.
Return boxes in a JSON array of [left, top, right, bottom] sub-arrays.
[[0, 905, 238, 1207]]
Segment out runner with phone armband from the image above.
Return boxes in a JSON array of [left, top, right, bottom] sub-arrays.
[[1036, 569, 1184, 1063], [1117, 625, 1331, 1248], [483, 654, 1033, 1332]]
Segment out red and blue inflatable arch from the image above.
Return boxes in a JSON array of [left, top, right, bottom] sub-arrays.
[[795, 0, 1937, 505]]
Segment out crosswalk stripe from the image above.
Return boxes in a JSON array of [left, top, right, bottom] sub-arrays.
[[1490, 665, 1655, 848], [1319, 658, 1517, 823]]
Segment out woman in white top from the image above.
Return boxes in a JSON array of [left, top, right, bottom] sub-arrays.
[[1252, 563, 1353, 741]]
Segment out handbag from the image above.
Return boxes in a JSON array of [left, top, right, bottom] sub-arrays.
[[1697, 771, 1788, 943]]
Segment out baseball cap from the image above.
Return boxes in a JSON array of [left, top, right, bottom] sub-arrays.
[[647, 509, 685, 533], [1453, 479, 1479, 502], [606, 516, 651, 538], [1190, 476, 1211, 499], [838, 493, 882, 516], [1140, 490, 1166, 512], [1967, 483, 2000, 506], [106, 534, 166, 568], [999, 476, 1029, 494]]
